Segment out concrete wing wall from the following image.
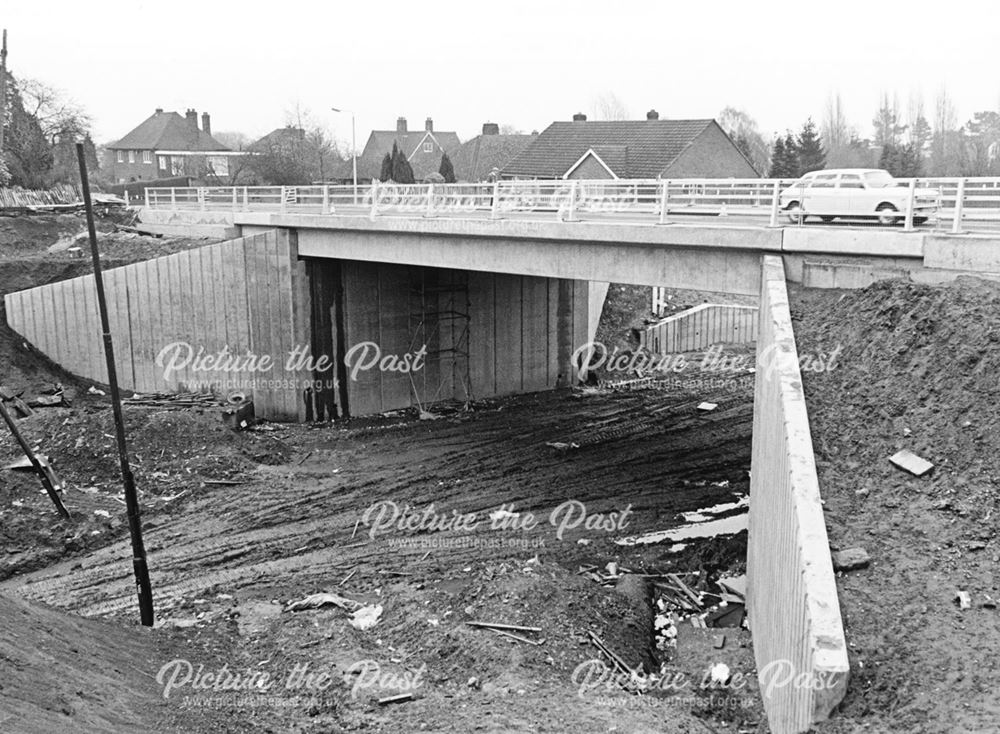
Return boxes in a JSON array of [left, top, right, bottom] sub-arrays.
[[4, 230, 310, 421], [748, 255, 848, 732], [640, 303, 758, 353]]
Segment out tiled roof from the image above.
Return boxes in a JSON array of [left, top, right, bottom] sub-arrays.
[[109, 110, 229, 152], [355, 129, 461, 181], [451, 133, 536, 181], [251, 126, 306, 149], [500, 119, 716, 178]]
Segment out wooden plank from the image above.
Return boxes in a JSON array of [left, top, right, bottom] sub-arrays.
[[376, 263, 415, 411], [469, 271, 496, 398], [273, 232, 296, 419], [105, 267, 135, 390], [289, 245, 311, 422], [202, 244, 225, 394], [126, 263, 152, 392], [341, 260, 383, 416]]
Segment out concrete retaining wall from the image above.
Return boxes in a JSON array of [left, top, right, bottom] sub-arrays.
[[748, 255, 849, 733], [138, 207, 239, 238], [5, 230, 310, 421], [639, 303, 758, 353]]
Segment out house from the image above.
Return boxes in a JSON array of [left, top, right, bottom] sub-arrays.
[[500, 111, 759, 180], [450, 123, 537, 182], [348, 117, 461, 182], [105, 108, 239, 184]]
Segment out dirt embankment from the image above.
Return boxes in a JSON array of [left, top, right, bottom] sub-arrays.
[[792, 277, 1000, 733]]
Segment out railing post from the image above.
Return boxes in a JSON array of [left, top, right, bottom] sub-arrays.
[[370, 180, 379, 220], [170, 188, 176, 209], [322, 184, 330, 214], [564, 180, 578, 222], [951, 178, 966, 234], [768, 180, 781, 227], [232, 187, 237, 210], [144, 188, 150, 209], [658, 179, 671, 225], [425, 183, 435, 217], [490, 180, 500, 220], [242, 186, 249, 211], [280, 186, 287, 214], [903, 178, 916, 231], [199, 187, 205, 212]]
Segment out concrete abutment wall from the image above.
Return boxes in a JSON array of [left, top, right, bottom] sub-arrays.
[[748, 255, 849, 732]]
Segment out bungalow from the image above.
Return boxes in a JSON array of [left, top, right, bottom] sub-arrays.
[[500, 111, 759, 180], [105, 108, 241, 184]]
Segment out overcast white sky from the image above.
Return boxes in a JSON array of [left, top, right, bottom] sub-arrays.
[[5, 0, 999, 150]]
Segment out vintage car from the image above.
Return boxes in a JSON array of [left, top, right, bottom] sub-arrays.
[[779, 169, 939, 225]]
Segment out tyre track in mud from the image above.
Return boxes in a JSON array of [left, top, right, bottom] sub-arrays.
[[2, 385, 753, 618]]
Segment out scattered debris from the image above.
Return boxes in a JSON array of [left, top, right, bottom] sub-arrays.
[[491, 628, 544, 646], [349, 604, 384, 630], [832, 547, 871, 572], [713, 634, 727, 649], [955, 591, 972, 610], [466, 621, 542, 633], [285, 592, 362, 613], [697, 402, 718, 412], [377, 693, 413, 705], [709, 662, 731, 684], [889, 449, 934, 477], [545, 441, 580, 451], [222, 400, 255, 431]]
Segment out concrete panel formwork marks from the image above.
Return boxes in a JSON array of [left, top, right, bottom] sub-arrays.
[[640, 304, 759, 353], [748, 254, 848, 734]]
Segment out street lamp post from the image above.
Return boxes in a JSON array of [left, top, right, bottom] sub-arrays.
[[331, 107, 358, 204]]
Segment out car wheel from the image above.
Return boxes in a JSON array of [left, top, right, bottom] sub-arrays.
[[785, 202, 805, 224], [821, 216, 835, 223], [876, 203, 899, 226]]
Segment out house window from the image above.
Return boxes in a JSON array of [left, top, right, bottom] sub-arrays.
[[128, 150, 136, 164], [170, 156, 185, 176], [423, 141, 433, 153], [117, 151, 124, 163], [158, 156, 168, 171], [142, 150, 152, 164], [206, 155, 229, 177]]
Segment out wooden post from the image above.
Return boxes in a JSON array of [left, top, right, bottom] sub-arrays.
[[76, 143, 154, 627]]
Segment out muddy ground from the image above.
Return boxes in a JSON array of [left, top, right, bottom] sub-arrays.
[[0, 228, 764, 734], [792, 277, 1000, 734]]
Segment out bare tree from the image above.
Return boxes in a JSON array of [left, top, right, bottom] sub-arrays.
[[18, 78, 90, 143], [822, 92, 849, 151], [717, 107, 770, 175], [590, 92, 630, 121]]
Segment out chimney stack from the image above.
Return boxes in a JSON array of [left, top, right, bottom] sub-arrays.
[[425, 117, 433, 132], [185, 109, 199, 131], [572, 112, 587, 122], [155, 107, 163, 114], [201, 112, 211, 136], [482, 122, 500, 136], [397, 116, 407, 133], [646, 109, 659, 120]]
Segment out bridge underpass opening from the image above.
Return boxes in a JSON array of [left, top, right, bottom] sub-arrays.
[[300, 258, 599, 419]]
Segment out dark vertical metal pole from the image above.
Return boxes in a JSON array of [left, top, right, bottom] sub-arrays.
[[75, 143, 154, 626]]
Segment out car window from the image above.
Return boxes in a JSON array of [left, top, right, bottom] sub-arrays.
[[839, 174, 864, 189], [864, 171, 895, 189], [810, 174, 837, 189]]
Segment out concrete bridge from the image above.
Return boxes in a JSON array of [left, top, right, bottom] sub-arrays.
[[7, 184, 1000, 733]]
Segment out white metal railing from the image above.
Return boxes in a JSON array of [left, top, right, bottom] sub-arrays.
[[142, 177, 1000, 234]]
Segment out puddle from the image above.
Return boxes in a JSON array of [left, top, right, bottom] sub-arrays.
[[616, 495, 749, 548]]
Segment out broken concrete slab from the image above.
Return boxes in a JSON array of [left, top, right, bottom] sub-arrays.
[[832, 547, 871, 572], [889, 449, 934, 477]]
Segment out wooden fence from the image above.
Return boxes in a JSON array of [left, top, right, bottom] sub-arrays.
[[4, 230, 309, 420]]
